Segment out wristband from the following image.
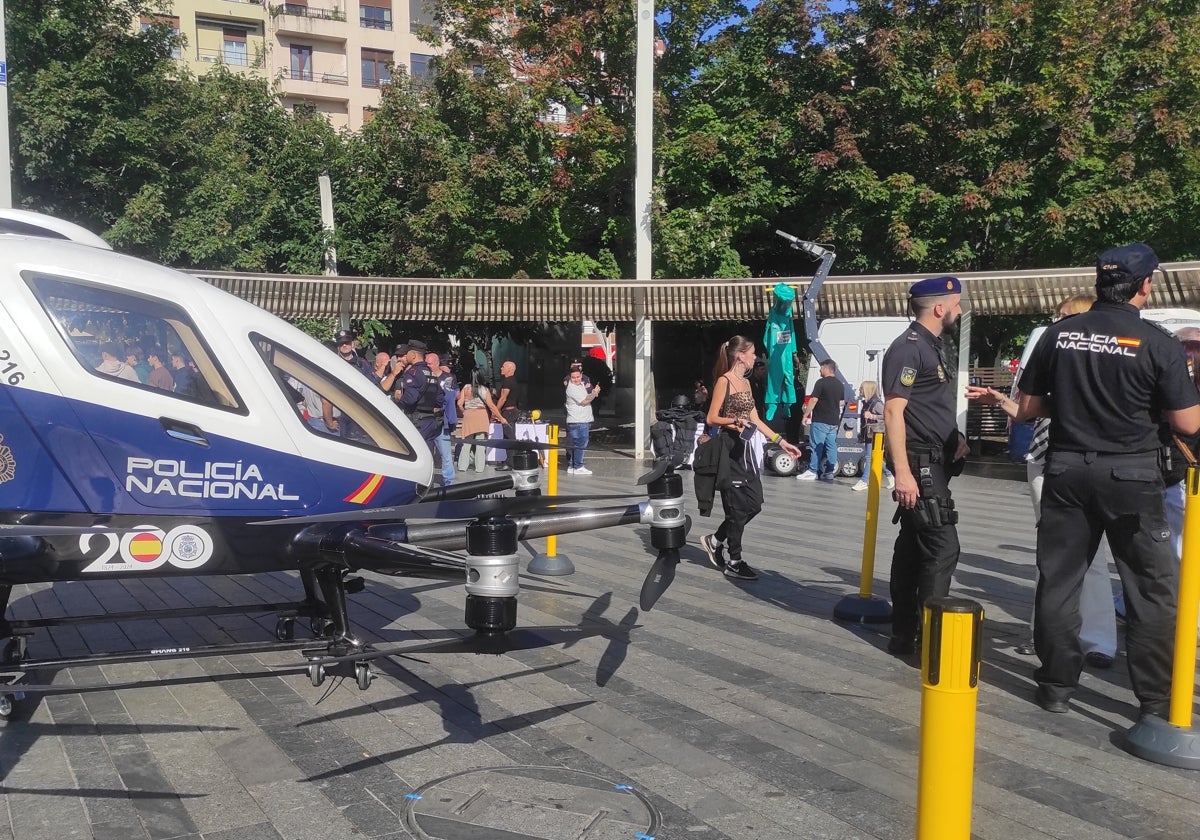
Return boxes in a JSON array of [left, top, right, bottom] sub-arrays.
[[770, 432, 781, 444]]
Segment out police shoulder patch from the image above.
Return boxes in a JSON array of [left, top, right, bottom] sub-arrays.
[[900, 367, 917, 387]]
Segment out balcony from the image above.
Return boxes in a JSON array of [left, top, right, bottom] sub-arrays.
[[279, 66, 352, 101], [270, 4, 348, 40], [195, 47, 262, 70]]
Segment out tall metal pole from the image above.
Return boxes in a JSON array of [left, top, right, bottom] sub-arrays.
[[0, 0, 13, 209], [633, 0, 654, 458], [319, 173, 348, 330]]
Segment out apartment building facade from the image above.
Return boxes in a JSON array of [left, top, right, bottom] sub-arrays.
[[145, 0, 439, 131]]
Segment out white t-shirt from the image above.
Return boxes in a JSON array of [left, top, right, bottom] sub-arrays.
[[564, 381, 595, 424]]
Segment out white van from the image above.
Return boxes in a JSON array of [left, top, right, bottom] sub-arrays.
[[1007, 308, 1200, 459], [803, 316, 911, 396], [798, 317, 911, 475]]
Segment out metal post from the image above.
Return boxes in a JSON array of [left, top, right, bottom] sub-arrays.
[[833, 431, 892, 623], [633, 0, 654, 459], [529, 424, 574, 576], [917, 597, 983, 840], [0, 0, 13, 209], [319, 173, 347, 330], [1122, 463, 1200, 768]]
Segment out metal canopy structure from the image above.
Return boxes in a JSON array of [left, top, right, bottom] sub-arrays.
[[189, 262, 1200, 323]]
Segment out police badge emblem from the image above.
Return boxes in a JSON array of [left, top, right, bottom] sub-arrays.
[[0, 433, 14, 484], [900, 367, 916, 387], [937, 365, 946, 382]]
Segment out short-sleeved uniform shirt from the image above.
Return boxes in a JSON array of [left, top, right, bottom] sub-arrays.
[[808, 375, 844, 425], [1019, 301, 1200, 454], [881, 322, 957, 450], [397, 361, 443, 414]]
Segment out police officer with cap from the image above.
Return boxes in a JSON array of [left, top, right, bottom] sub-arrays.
[[379, 343, 410, 396], [1013, 243, 1200, 717], [323, 328, 376, 440], [333, 328, 375, 380], [395, 339, 444, 449], [881, 275, 968, 655]]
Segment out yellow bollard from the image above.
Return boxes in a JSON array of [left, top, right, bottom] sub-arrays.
[[1123, 463, 1200, 767], [545, 424, 558, 558], [916, 597, 983, 840], [834, 431, 892, 622], [1170, 464, 1200, 727], [528, 424, 575, 575]]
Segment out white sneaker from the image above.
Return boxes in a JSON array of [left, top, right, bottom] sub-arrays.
[[796, 471, 817, 481], [851, 480, 869, 492], [566, 467, 576, 474], [885, 475, 896, 490], [573, 466, 593, 475]]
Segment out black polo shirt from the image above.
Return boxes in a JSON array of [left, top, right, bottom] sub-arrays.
[[1020, 301, 1199, 454], [498, 374, 524, 412], [881, 322, 957, 450]]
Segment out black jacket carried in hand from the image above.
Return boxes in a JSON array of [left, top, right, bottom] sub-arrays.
[[692, 431, 734, 516]]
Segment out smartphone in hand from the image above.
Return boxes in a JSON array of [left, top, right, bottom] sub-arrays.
[[739, 421, 758, 442]]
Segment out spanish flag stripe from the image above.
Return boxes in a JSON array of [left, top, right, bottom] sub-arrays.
[[345, 474, 385, 505], [1116, 337, 1141, 347]]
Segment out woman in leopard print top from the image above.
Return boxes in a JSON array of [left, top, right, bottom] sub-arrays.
[[700, 335, 802, 580]]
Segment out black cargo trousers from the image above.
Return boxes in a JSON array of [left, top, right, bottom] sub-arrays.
[[1034, 450, 1177, 712], [890, 446, 961, 640]]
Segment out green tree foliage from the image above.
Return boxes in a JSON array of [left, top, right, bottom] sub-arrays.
[[10, 0, 1200, 288], [787, 0, 1200, 271], [8, 0, 185, 232]]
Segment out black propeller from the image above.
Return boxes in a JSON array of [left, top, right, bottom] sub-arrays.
[[250, 491, 641, 526], [636, 459, 672, 486], [639, 548, 680, 611]]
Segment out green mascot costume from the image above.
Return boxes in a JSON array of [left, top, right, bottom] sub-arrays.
[[763, 282, 799, 423]]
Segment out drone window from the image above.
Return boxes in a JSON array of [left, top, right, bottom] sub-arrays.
[[252, 333, 414, 459], [24, 272, 243, 412]]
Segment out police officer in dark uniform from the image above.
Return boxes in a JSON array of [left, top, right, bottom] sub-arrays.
[[324, 328, 377, 441], [395, 339, 445, 450], [881, 276, 968, 655], [1015, 244, 1200, 717]]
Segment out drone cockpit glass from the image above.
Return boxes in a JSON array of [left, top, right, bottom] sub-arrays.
[[252, 332, 415, 460], [24, 271, 243, 412]]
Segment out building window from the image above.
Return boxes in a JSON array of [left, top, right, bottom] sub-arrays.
[[223, 28, 248, 66], [409, 0, 434, 31], [410, 53, 434, 81], [360, 1, 393, 30], [290, 44, 313, 81], [361, 48, 392, 88], [139, 15, 181, 60]]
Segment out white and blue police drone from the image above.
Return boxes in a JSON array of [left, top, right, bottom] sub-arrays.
[[0, 210, 685, 713]]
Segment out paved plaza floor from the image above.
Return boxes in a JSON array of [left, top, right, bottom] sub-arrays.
[[1, 454, 1198, 839]]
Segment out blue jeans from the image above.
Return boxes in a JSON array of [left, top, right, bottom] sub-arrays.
[[435, 429, 455, 484], [566, 423, 590, 469], [863, 437, 893, 478], [809, 422, 837, 475]]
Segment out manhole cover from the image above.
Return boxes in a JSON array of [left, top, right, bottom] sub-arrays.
[[402, 765, 661, 839]]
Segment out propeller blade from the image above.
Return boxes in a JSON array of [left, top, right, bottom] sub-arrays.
[[250, 492, 640, 526], [0, 524, 121, 538], [636, 459, 672, 486], [638, 548, 680, 611]]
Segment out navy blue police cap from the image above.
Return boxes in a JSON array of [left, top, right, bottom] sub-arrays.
[[1097, 243, 1159, 286], [407, 339, 429, 353], [908, 276, 961, 298]]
